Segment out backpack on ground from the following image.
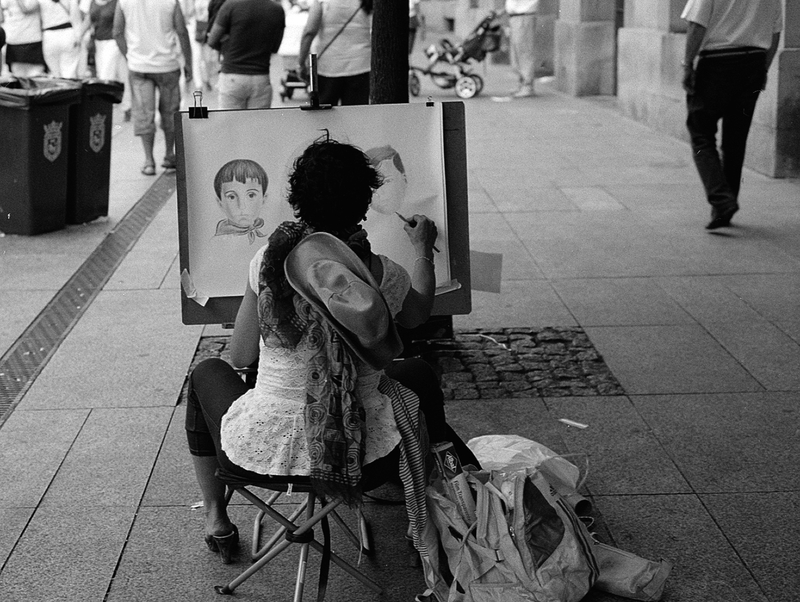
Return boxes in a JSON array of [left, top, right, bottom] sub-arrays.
[[423, 468, 599, 602]]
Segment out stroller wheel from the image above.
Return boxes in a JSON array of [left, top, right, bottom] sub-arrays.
[[408, 71, 421, 97], [470, 74, 484, 95], [454, 75, 478, 99], [284, 88, 294, 99]]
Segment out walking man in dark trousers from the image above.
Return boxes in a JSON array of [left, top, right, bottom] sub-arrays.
[[681, 0, 782, 230]]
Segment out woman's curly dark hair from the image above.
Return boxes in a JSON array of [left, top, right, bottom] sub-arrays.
[[286, 137, 383, 232]]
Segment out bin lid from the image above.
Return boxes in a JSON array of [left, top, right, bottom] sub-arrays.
[[82, 79, 125, 103], [31, 76, 124, 103], [0, 78, 82, 109]]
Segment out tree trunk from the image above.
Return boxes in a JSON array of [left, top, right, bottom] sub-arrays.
[[370, 0, 408, 104]]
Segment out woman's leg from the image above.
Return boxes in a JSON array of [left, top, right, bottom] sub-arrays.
[[339, 71, 370, 105], [186, 357, 251, 535], [317, 74, 344, 105], [385, 357, 480, 468]]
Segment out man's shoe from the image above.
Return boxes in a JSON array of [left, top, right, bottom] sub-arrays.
[[512, 85, 534, 98], [706, 203, 739, 230]]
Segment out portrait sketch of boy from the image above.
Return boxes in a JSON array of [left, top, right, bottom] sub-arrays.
[[212, 159, 270, 243]]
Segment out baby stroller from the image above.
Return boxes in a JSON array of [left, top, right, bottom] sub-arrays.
[[409, 10, 502, 99], [279, 68, 309, 101]]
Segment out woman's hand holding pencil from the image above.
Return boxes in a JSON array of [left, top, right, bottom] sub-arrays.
[[396, 212, 440, 253]]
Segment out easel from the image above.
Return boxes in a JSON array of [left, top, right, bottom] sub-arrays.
[[175, 68, 471, 330]]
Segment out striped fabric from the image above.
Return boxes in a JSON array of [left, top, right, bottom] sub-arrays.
[[378, 375, 429, 554]]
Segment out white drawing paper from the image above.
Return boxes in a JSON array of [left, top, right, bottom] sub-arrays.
[[180, 103, 450, 299]]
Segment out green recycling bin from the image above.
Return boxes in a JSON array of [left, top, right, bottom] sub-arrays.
[[0, 78, 81, 235], [31, 78, 124, 224]]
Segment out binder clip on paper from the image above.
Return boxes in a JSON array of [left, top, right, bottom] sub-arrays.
[[301, 54, 332, 111], [190, 90, 209, 119]]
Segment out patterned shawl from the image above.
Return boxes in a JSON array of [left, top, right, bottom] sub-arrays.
[[257, 221, 368, 504]]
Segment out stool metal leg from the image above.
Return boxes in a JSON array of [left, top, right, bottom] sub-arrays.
[[292, 492, 315, 602]]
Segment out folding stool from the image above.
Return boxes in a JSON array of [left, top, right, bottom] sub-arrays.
[[212, 468, 383, 601]]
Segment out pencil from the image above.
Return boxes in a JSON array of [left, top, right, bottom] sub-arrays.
[[395, 212, 440, 253]]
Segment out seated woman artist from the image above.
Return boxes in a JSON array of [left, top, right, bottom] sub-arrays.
[[185, 136, 478, 563]]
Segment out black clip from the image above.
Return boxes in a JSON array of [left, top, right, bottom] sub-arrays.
[[426, 96, 434, 107], [189, 90, 209, 119], [300, 54, 332, 111]]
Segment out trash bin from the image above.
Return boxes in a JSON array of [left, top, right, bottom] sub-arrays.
[[67, 79, 124, 224], [31, 78, 124, 224], [0, 78, 81, 235]]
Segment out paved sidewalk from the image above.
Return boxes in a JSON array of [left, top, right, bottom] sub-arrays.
[[1, 46, 799, 602]]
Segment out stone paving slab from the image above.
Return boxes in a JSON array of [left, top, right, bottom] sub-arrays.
[[549, 278, 696, 327], [703, 319, 800, 391], [542, 396, 691, 495], [454, 283, 578, 329], [700, 492, 800, 602], [0, 508, 34, 569], [0, 409, 89, 508], [17, 290, 202, 411], [592, 494, 770, 602], [652, 276, 769, 324], [630, 392, 800, 494], [39, 407, 173, 509], [103, 196, 181, 292], [584, 324, 764, 395], [0, 506, 134, 602]]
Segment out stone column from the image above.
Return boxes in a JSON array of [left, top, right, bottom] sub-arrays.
[[554, 0, 617, 96], [616, 0, 686, 137], [749, 3, 800, 177]]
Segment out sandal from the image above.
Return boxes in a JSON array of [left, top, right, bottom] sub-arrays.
[[141, 164, 156, 176], [161, 156, 177, 170]]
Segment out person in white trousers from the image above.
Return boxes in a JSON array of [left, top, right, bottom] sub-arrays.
[[38, 0, 81, 77], [505, 0, 538, 98]]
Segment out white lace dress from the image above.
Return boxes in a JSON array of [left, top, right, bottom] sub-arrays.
[[220, 244, 411, 476]]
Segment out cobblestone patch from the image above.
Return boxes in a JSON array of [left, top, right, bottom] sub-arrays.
[[186, 327, 624, 400], [417, 328, 624, 399]]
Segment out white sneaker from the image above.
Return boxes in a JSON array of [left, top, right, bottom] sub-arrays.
[[512, 85, 534, 98]]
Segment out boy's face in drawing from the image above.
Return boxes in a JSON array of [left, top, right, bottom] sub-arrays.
[[371, 157, 407, 215], [218, 178, 267, 227]]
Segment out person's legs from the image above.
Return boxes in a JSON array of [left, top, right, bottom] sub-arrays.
[[246, 73, 273, 108], [129, 70, 157, 171], [339, 71, 370, 105], [186, 358, 252, 536], [217, 72, 249, 109], [154, 69, 181, 166], [508, 14, 536, 96], [10, 62, 47, 77], [317, 74, 345, 105], [94, 40, 117, 81], [686, 59, 737, 211], [720, 55, 765, 200], [58, 29, 80, 78], [41, 30, 60, 76], [115, 49, 132, 114]]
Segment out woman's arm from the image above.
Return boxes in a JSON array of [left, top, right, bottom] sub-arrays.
[[229, 283, 261, 369], [112, 1, 127, 56], [297, 0, 321, 79], [394, 214, 438, 329]]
